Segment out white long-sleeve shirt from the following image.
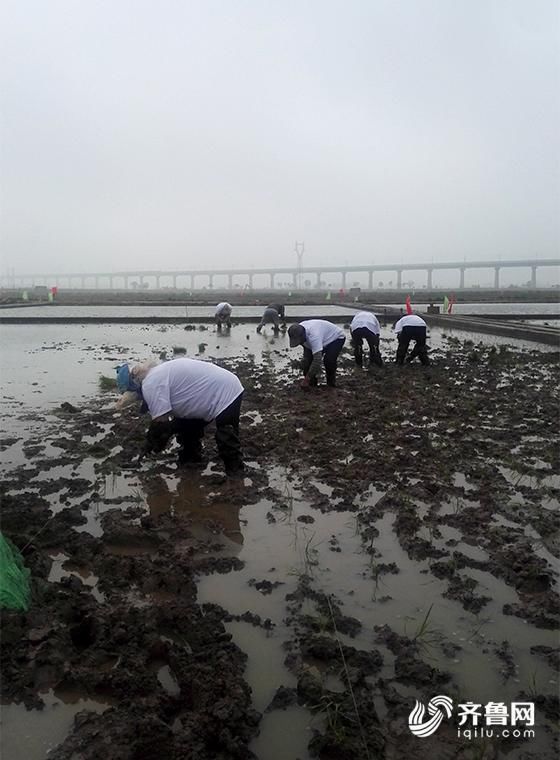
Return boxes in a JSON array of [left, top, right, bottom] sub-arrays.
[[350, 311, 381, 335], [394, 315, 427, 334], [142, 358, 243, 422], [215, 302, 232, 317], [300, 320, 345, 353]]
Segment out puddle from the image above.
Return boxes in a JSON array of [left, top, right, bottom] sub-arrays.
[[250, 705, 317, 760], [456, 541, 490, 562], [438, 495, 480, 516], [452, 472, 477, 491], [156, 665, 181, 696], [199, 481, 558, 740], [48, 553, 105, 602], [140, 472, 245, 547], [225, 621, 294, 713], [355, 484, 385, 508], [308, 479, 333, 497], [1, 689, 110, 760]]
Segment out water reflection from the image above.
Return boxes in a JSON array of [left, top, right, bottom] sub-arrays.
[[1, 690, 109, 760], [140, 473, 243, 546]]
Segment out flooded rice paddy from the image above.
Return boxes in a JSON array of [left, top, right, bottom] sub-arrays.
[[1, 319, 559, 759], [0, 304, 361, 319]]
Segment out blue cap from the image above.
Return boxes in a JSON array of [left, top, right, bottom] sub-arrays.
[[116, 364, 141, 394]]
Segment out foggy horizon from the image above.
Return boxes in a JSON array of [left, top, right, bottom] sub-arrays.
[[1, 0, 559, 280]]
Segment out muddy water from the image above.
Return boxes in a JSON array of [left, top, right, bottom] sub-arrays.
[[1, 320, 554, 414], [1, 690, 110, 759], [1, 320, 559, 759], [0, 304, 362, 318], [196, 468, 557, 699]]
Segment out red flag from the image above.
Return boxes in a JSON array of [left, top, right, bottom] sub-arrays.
[[405, 295, 412, 315]]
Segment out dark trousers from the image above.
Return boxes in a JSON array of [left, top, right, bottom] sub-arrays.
[[175, 392, 244, 475], [351, 327, 383, 367], [257, 312, 280, 333], [302, 337, 345, 387], [396, 326, 429, 365], [216, 316, 232, 331]]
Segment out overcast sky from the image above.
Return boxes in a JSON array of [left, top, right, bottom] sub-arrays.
[[1, 0, 559, 281]]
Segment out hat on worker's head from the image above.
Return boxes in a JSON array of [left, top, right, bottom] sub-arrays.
[[116, 363, 141, 394], [288, 324, 306, 347]]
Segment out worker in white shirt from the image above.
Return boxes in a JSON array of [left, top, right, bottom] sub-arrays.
[[393, 314, 429, 365], [350, 311, 383, 367], [116, 358, 244, 476], [288, 319, 345, 387], [215, 302, 233, 331]]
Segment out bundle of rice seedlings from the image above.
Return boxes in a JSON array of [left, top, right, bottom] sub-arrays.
[[99, 374, 118, 391]]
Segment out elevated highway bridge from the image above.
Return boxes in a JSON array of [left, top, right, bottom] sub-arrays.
[[2, 258, 559, 291]]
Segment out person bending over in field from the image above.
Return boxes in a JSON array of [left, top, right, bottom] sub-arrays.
[[350, 311, 383, 368], [393, 314, 429, 365], [215, 302, 233, 331], [116, 358, 245, 477], [288, 319, 345, 388]]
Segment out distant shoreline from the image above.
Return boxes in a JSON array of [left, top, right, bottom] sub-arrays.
[[1, 286, 558, 308]]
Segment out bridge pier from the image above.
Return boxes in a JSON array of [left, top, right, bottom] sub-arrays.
[[10, 260, 560, 294], [427, 269, 433, 289]]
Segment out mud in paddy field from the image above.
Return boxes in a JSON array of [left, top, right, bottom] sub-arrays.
[[1, 322, 559, 760]]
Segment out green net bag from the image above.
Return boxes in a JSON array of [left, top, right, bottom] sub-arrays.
[[0, 532, 31, 611]]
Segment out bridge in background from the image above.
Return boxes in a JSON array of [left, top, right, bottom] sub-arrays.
[[2, 258, 559, 290]]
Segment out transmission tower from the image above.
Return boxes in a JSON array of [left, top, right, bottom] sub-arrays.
[[295, 241, 304, 289]]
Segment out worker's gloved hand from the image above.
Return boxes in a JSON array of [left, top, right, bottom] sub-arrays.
[[300, 376, 310, 388], [146, 419, 176, 453]]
